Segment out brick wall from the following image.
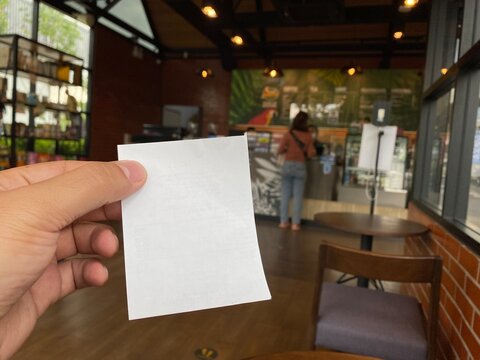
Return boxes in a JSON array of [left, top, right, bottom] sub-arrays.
[[405, 203, 480, 360], [159, 59, 232, 137], [90, 25, 162, 161]]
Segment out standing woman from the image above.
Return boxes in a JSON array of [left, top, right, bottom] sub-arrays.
[[277, 111, 316, 231]]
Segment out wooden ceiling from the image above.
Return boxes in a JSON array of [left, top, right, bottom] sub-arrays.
[[51, 0, 430, 69], [146, 0, 429, 68]]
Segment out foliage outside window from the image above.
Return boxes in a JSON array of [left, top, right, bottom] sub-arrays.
[[0, 0, 33, 37], [466, 100, 480, 231]]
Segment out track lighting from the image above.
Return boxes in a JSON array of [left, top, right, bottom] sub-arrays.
[[393, 31, 404, 39], [403, 0, 418, 7]]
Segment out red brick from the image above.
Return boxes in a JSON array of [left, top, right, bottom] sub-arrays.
[[465, 278, 480, 313], [474, 313, 480, 340], [438, 323, 455, 360], [449, 259, 466, 289], [442, 270, 457, 299], [439, 304, 453, 337], [445, 293, 462, 329], [444, 234, 461, 259], [432, 223, 446, 238], [455, 289, 474, 325], [452, 326, 469, 360], [458, 246, 480, 280], [461, 323, 480, 358]]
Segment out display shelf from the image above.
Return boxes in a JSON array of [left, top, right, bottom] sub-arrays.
[[0, 34, 89, 168], [0, 67, 82, 87]]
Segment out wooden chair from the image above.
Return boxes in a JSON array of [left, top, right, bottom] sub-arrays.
[[311, 243, 442, 360]]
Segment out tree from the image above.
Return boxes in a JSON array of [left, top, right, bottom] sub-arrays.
[[0, 0, 9, 34], [39, 5, 80, 56]]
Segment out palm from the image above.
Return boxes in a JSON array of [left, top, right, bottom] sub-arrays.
[[0, 162, 123, 359]]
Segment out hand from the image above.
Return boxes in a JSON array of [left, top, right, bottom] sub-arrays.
[[0, 161, 146, 359]]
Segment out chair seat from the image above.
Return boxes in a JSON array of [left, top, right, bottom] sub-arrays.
[[315, 283, 427, 360]]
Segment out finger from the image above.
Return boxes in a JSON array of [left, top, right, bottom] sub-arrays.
[[0, 160, 89, 191], [56, 222, 119, 260], [59, 258, 109, 297], [5, 161, 146, 231], [78, 201, 122, 222]]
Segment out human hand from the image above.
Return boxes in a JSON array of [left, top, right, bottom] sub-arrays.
[[0, 161, 146, 359]]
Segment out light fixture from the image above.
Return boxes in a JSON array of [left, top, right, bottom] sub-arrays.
[[201, 1, 218, 18], [198, 68, 214, 79], [342, 65, 363, 76], [403, 0, 419, 7], [263, 64, 283, 78], [441, 68, 448, 75], [231, 34, 244, 46], [393, 31, 404, 39]]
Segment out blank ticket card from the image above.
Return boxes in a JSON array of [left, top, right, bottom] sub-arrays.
[[118, 135, 271, 320]]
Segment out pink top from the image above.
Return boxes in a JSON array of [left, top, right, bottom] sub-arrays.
[[277, 130, 316, 163]]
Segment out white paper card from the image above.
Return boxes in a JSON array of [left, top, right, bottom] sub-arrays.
[[358, 124, 398, 172], [118, 135, 271, 320]]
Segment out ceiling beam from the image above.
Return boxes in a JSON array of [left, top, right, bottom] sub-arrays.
[[141, 0, 165, 57], [217, 4, 429, 28], [164, 0, 236, 70], [65, 0, 168, 53]]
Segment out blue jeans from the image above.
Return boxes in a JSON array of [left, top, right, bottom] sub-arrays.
[[280, 161, 306, 225]]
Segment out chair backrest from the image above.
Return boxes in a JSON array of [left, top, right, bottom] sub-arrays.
[[311, 243, 442, 360]]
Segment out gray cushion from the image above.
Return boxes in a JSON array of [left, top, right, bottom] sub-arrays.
[[315, 282, 427, 360]]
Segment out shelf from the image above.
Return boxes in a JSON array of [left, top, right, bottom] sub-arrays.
[[0, 67, 82, 87], [4, 100, 86, 115], [0, 34, 83, 65], [3, 135, 83, 141]]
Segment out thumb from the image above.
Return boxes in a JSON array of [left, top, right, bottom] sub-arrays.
[[9, 161, 146, 230]]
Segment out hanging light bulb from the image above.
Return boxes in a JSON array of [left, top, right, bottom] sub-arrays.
[[231, 34, 244, 46], [263, 64, 283, 78], [347, 67, 356, 76], [342, 65, 362, 76], [393, 31, 404, 39], [198, 68, 213, 78], [201, 1, 218, 18], [403, 0, 418, 8], [441, 68, 448, 75]]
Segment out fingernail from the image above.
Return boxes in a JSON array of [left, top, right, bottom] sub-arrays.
[[116, 161, 147, 183]]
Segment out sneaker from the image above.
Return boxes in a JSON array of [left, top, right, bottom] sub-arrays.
[[278, 223, 290, 229], [291, 224, 301, 231]]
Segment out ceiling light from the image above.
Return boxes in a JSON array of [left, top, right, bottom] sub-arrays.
[[441, 68, 448, 75], [263, 65, 283, 78], [201, 2, 218, 18], [231, 35, 244, 46], [393, 31, 404, 39], [342, 65, 363, 76], [199, 68, 213, 78], [403, 0, 418, 8]]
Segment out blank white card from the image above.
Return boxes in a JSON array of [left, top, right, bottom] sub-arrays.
[[118, 135, 271, 320]]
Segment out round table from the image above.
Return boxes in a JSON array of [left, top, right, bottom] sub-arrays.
[[313, 212, 429, 287]]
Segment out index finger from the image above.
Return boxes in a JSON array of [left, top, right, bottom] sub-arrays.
[[0, 161, 89, 191]]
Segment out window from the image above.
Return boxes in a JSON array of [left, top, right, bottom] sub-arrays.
[[423, 90, 454, 210], [0, 0, 33, 38], [466, 95, 480, 230], [38, 3, 91, 66]]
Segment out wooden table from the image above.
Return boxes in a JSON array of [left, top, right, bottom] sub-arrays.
[[313, 212, 429, 287], [243, 350, 381, 360]]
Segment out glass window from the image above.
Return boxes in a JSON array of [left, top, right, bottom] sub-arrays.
[[0, 0, 33, 37], [433, 0, 463, 81], [424, 90, 454, 210], [466, 95, 480, 230], [38, 3, 91, 66], [107, 0, 154, 39]]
